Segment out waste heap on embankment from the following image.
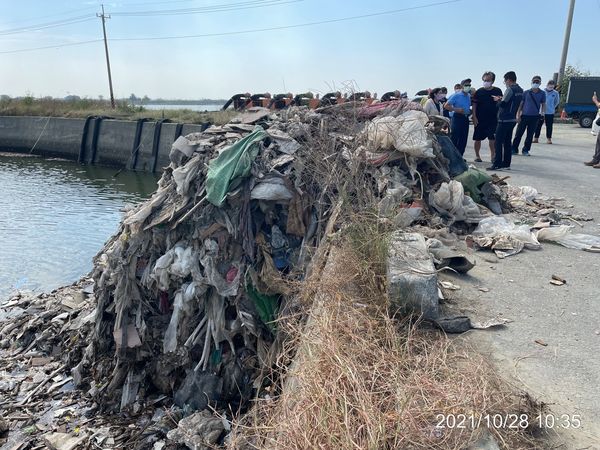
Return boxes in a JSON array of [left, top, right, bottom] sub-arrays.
[[1, 100, 599, 450]]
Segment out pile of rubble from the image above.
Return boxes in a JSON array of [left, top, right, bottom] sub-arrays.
[[1, 103, 599, 449]]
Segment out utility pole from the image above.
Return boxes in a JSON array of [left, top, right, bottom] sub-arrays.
[[97, 4, 115, 109], [557, 0, 576, 84]]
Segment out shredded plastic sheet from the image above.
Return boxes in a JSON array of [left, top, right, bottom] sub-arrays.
[[206, 126, 268, 206]]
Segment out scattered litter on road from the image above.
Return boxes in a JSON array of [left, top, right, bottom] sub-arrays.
[[534, 339, 548, 347]]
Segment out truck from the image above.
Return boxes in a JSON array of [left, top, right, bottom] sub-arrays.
[[563, 76, 600, 128]]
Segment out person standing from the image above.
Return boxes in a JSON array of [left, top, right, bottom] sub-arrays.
[[511, 75, 546, 156], [584, 92, 600, 168], [472, 71, 503, 162], [487, 71, 523, 170], [534, 80, 559, 144], [423, 87, 447, 116], [444, 79, 472, 155]]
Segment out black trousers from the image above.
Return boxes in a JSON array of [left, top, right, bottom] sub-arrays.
[[451, 114, 469, 155], [534, 114, 554, 139], [512, 115, 539, 153], [494, 121, 516, 168]]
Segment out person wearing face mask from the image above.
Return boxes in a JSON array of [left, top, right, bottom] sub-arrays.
[[487, 71, 523, 171], [533, 80, 559, 144], [444, 79, 472, 155], [511, 75, 546, 156], [423, 87, 447, 116], [472, 71, 503, 162]]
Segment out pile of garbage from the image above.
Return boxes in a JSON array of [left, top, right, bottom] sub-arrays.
[[1, 102, 599, 449], [83, 105, 510, 417]]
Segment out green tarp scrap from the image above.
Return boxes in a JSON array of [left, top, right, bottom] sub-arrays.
[[246, 283, 279, 333], [453, 167, 492, 203], [206, 126, 269, 206]]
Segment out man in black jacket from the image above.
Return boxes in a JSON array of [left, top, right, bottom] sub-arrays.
[[487, 71, 523, 170]]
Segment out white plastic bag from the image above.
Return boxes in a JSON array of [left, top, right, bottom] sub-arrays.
[[519, 186, 538, 202], [163, 282, 202, 353], [536, 225, 600, 250], [364, 110, 433, 157], [473, 216, 540, 248], [430, 180, 486, 223]]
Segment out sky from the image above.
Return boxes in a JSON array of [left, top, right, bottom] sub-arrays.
[[0, 0, 598, 100]]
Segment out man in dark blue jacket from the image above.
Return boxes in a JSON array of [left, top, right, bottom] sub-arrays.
[[487, 71, 523, 170], [512, 75, 546, 155]]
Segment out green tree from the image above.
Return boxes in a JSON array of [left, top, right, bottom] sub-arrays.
[[559, 64, 592, 108]]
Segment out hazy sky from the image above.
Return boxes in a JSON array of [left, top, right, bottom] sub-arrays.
[[0, 0, 598, 99]]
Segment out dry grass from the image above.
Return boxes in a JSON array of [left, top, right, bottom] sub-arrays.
[[0, 97, 234, 124], [227, 218, 543, 450]]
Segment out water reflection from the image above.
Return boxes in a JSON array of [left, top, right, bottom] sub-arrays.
[[0, 153, 158, 300]]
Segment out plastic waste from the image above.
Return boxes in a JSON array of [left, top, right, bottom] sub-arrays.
[[473, 216, 541, 248], [163, 282, 203, 353], [519, 186, 538, 202], [378, 185, 411, 216], [250, 177, 294, 202], [536, 225, 600, 251], [363, 110, 433, 157], [172, 154, 202, 196], [429, 180, 486, 223]]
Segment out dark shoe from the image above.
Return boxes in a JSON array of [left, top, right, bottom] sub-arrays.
[[547, 139, 552, 144], [594, 164, 600, 169], [512, 150, 518, 155], [522, 150, 530, 156], [474, 157, 483, 162], [486, 165, 503, 171], [584, 161, 597, 166], [532, 138, 539, 143]]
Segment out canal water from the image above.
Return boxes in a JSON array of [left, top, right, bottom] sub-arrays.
[[0, 153, 158, 300]]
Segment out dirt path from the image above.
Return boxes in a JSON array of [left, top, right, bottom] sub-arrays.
[[444, 124, 600, 448]]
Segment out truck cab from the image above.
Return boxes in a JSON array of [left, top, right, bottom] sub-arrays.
[[564, 76, 600, 128]]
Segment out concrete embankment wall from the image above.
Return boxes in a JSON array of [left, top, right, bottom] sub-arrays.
[[0, 116, 209, 172]]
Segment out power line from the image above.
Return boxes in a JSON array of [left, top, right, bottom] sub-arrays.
[[0, 15, 95, 36], [0, 39, 102, 55], [0, 0, 290, 36], [0, 6, 96, 27], [111, 0, 460, 41], [0, 0, 460, 54], [110, 0, 298, 17]]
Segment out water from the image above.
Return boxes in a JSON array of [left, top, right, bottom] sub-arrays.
[[143, 103, 223, 112], [0, 153, 158, 300]]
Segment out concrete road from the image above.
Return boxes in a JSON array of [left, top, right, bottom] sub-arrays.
[[442, 124, 600, 448]]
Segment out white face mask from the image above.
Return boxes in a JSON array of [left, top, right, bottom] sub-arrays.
[[483, 81, 492, 88], [532, 83, 540, 89], [546, 86, 554, 91]]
